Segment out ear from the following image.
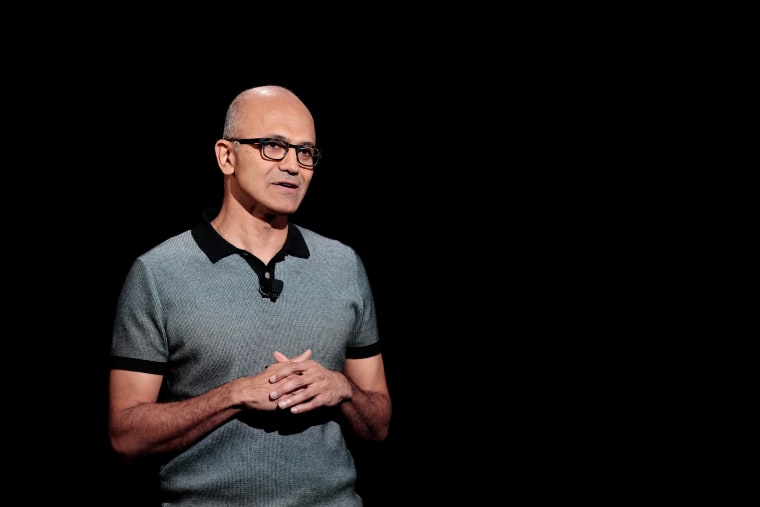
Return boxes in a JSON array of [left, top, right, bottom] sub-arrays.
[[215, 139, 236, 175]]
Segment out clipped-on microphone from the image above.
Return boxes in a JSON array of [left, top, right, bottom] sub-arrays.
[[259, 278, 283, 301]]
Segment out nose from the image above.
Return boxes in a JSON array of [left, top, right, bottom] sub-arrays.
[[279, 149, 300, 173]]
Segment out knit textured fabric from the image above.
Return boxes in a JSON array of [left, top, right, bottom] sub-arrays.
[[111, 214, 380, 506]]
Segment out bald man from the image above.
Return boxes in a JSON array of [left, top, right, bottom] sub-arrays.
[[109, 85, 391, 505]]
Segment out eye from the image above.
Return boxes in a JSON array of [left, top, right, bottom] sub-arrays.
[[299, 147, 315, 159], [265, 140, 286, 153]]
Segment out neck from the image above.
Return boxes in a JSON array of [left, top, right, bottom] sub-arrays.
[[211, 203, 288, 263]]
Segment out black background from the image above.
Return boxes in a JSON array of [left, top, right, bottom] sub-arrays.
[[9, 37, 614, 505], [8, 16, 700, 504], [30, 70, 491, 504], [9, 20, 581, 499]]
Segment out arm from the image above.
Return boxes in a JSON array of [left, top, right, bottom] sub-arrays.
[[269, 353, 392, 441], [339, 355, 392, 441], [108, 350, 312, 461], [108, 370, 243, 461]]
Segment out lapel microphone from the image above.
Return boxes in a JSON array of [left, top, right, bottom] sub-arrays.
[[259, 278, 284, 302]]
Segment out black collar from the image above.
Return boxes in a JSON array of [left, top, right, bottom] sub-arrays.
[[191, 208, 310, 263]]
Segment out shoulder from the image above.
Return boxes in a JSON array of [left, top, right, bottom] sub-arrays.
[[133, 230, 198, 269], [141, 230, 195, 258], [292, 224, 357, 259]]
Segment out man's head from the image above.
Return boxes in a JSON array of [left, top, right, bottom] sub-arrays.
[[215, 86, 318, 221]]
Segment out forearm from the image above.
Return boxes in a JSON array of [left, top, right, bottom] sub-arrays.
[[109, 383, 241, 461], [339, 377, 392, 442]]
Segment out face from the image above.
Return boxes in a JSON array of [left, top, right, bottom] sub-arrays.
[[217, 94, 317, 218]]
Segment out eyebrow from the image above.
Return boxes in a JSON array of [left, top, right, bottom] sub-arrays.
[[266, 135, 316, 147]]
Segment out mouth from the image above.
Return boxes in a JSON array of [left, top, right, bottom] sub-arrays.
[[274, 181, 299, 189]]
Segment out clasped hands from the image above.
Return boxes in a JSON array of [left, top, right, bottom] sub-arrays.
[[241, 348, 350, 415]]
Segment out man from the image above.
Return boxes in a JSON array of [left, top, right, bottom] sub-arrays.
[[109, 85, 391, 505]]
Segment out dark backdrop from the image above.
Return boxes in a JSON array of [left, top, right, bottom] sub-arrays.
[[12, 50, 591, 504], [11, 21, 677, 503], [6, 21, 592, 507], [37, 73, 471, 505]]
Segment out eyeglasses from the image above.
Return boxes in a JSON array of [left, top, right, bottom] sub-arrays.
[[229, 137, 321, 168]]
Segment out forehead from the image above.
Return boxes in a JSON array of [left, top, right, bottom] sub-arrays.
[[242, 97, 316, 141]]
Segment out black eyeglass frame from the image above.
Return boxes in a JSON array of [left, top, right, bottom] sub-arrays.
[[228, 137, 321, 168]]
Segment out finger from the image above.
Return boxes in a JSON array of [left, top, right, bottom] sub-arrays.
[[272, 348, 312, 363], [293, 349, 312, 362]]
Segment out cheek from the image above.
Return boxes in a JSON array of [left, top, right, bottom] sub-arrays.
[[230, 168, 266, 195], [300, 174, 314, 191]]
